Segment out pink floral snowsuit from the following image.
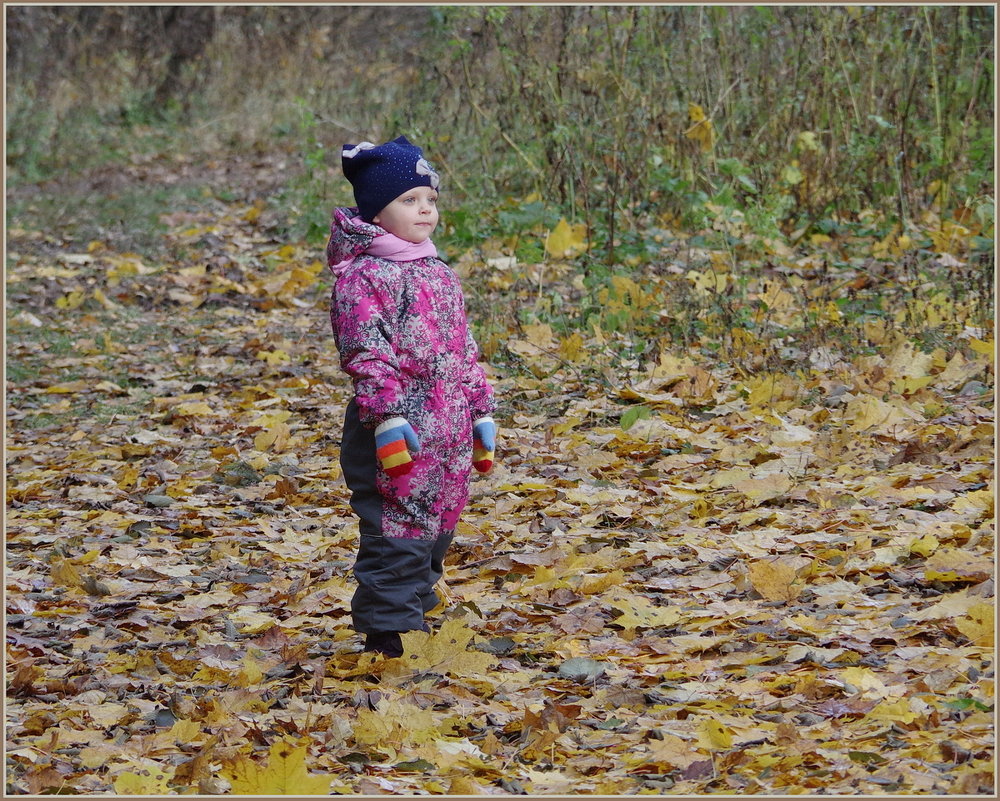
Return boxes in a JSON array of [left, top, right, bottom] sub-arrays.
[[327, 208, 496, 634]]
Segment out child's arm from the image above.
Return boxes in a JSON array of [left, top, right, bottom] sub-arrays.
[[460, 322, 498, 473], [332, 267, 409, 427], [460, 325, 497, 422]]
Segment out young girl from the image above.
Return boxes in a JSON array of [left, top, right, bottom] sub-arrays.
[[326, 136, 497, 658]]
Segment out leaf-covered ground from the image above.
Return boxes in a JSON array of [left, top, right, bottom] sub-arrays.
[[5, 159, 995, 795]]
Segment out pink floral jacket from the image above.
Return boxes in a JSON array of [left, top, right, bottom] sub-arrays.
[[327, 207, 496, 445]]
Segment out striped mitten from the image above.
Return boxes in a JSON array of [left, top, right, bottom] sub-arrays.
[[374, 418, 420, 478], [472, 417, 496, 474]]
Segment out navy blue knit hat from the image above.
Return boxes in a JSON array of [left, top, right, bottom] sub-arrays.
[[342, 136, 441, 222]]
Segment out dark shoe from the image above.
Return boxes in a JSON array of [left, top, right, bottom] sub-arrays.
[[363, 631, 403, 658]]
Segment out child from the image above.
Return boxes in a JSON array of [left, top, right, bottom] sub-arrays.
[[326, 136, 497, 658]]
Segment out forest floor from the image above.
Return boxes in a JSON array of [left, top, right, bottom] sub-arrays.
[[5, 153, 995, 796]]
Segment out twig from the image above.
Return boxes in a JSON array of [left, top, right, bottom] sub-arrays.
[[462, 58, 543, 177]]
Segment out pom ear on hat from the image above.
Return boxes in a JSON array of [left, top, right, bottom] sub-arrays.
[[342, 136, 440, 223]]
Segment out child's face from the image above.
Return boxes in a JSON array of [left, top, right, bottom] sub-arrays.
[[373, 185, 439, 244]]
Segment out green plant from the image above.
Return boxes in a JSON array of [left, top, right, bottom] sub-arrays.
[[274, 100, 338, 245]]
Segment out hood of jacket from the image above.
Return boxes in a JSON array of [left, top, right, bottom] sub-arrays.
[[326, 207, 381, 276]]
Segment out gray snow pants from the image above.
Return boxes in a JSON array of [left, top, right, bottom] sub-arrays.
[[340, 399, 452, 635]]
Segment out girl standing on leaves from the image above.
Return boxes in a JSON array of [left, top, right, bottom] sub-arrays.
[[326, 136, 497, 658]]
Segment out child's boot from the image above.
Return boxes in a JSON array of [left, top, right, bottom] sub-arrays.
[[362, 622, 432, 658], [363, 631, 403, 658]]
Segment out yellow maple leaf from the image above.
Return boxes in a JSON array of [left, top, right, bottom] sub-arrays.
[[277, 265, 322, 298], [845, 394, 922, 433], [950, 488, 994, 521], [685, 103, 716, 152], [649, 350, 697, 381], [578, 568, 625, 595], [744, 373, 798, 410], [839, 666, 889, 697], [908, 533, 940, 558], [509, 322, 558, 360], [92, 287, 117, 309], [761, 283, 796, 312], [231, 654, 265, 687], [908, 588, 979, 622], [243, 201, 265, 224], [396, 618, 495, 676], [686, 268, 730, 295], [56, 290, 87, 310], [525, 321, 555, 349], [79, 744, 120, 769], [352, 699, 445, 748], [113, 766, 174, 795], [867, 697, 919, 725], [87, 704, 129, 731], [732, 472, 793, 504], [893, 375, 935, 394], [955, 602, 994, 647], [229, 608, 276, 634], [255, 422, 291, 452], [50, 557, 85, 589], [168, 719, 202, 744], [73, 548, 101, 565], [223, 737, 331, 795], [936, 352, 987, 388], [257, 349, 291, 366], [608, 594, 682, 631], [559, 332, 586, 362], [696, 718, 733, 751], [172, 401, 214, 417], [747, 558, 806, 602], [928, 220, 970, 254], [106, 255, 141, 285], [545, 218, 588, 259], [252, 409, 293, 428], [886, 340, 935, 380], [643, 733, 701, 768], [44, 380, 88, 394], [969, 337, 994, 358], [449, 776, 482, 795]]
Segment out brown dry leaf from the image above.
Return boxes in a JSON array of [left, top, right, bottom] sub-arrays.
[[923, 547, 993, 583]]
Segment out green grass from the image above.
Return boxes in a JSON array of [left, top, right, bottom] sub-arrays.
[[5, 329, 77, 384], [5, 304, 188, 434], [7, 182, 205, 258]]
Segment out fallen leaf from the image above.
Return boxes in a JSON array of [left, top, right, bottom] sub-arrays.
[[222, 737, 331, 795], [747, 557, 808, 601]]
